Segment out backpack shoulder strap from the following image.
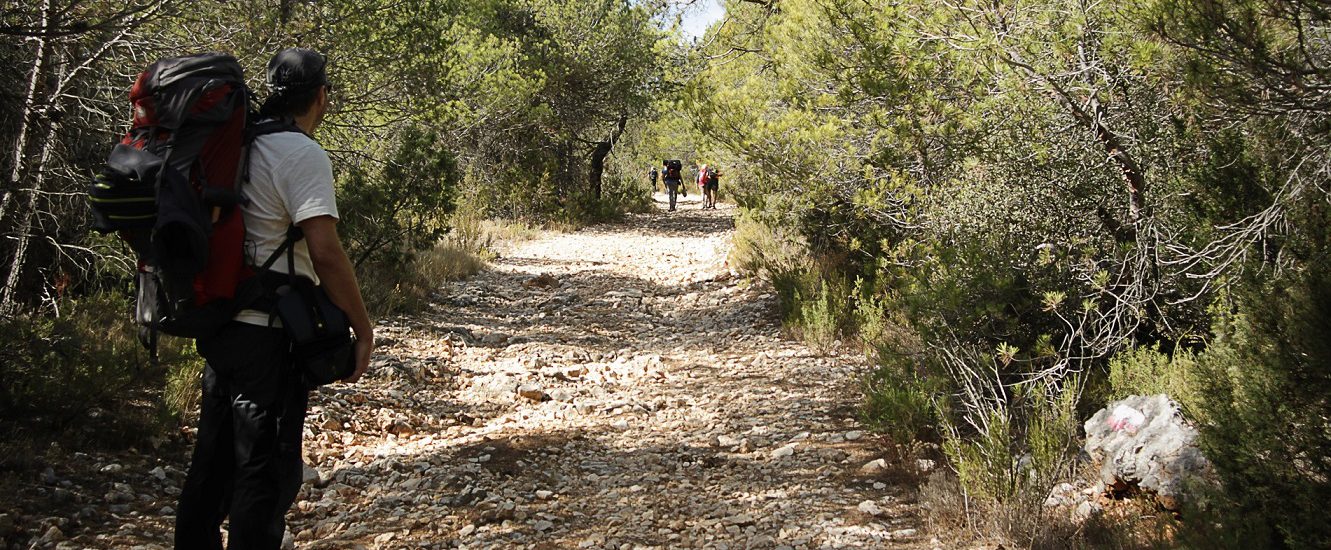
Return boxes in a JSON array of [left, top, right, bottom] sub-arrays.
[[245, 118, 307, 274], [256, 225, 305, 274], [249, 117, 306, 142], [241, 117, 306, 187]]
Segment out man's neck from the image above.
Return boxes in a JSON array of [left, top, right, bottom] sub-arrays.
[[293, 112, 318, 135]]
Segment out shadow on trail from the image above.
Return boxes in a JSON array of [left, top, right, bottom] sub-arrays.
[[295, 424, 916, 548]]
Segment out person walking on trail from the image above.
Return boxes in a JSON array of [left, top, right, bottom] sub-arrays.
[[174, 48, 374, 550], [649, 166, 659, 193], [662, 159, 684, 212], [696, 163, 719, 209], [696, 163, 707, 202], [701, 165, 720, 209]]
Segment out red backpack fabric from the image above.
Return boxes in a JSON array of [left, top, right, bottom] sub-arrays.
[[90, 53, 252, 341]]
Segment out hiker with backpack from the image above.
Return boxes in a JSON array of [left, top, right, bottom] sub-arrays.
[[701, 165, 720, 209], [662, 159, 684, 211], [88, 48, 360, 549], [649, 166, 659, 192], [695, 163, 714, 209], [166, 49, 371, 549]]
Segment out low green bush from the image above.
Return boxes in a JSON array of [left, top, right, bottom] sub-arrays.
[[935, 356, 1082, 541], [359, 240, 487, 317], [792, 278, 851, 351], [860, 357, 939, 445], [0, 292, 200, 452], [163, 351, 207, 421], [0, 294, 143, 422], [1105, 344, 1202, 416], [338, 124, 459, 270], [727, 210, 809, 280]]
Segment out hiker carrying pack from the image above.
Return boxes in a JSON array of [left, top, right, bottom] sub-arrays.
[[665, 159, 682, 182], [87, 52, 329, 364], [662, 159, 685, 211], [701, 166, 720, 209], [166, 47, 369, 550]]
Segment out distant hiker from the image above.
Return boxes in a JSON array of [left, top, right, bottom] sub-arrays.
[[649, 166, 659, 192], [701, 165, 720, 209], [662, 159, 684, 211], [174, 48, 374, 550], [696, 163, 714, 209]]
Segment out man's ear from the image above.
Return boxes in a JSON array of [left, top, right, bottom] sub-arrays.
[[310, 85, 329, 124]]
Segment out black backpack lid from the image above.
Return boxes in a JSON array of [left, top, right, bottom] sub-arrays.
[[148, 52, 244, 93]]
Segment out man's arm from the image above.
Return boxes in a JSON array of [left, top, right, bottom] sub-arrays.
[[300, 214, 374, 382]]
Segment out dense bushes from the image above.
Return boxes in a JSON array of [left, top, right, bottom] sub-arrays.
[[860, 357, 938, 446], [338, 125, 459, 270], [1192, 270, 1331, 547], [693, 0, 1331, 546]]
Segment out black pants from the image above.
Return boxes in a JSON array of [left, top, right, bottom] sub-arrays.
[[175, 322, 309, 550], [665, 181, 680, 210]]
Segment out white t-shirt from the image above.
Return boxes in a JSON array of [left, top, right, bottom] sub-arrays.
[[234, 126, 339, 326]]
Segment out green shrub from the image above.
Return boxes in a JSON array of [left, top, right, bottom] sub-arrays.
[[163, 350, 207, 420], [1106, 344, 1202, 415], [854, 278, 925, 359], [0, 295, 143, 422], [448, 206, 491, 256], [793, 279, 849, 351], [943, 405, 1020, 503], [727, 210, 809, 279], [338, 124, 459, 270], [596, 173, 654, 216], [359, 239, 486, 317], [935, 356, 1083, 542], [1022, 379, 1081, 494], [861, 357, 938, 444], [1180, 269, 1331, 549], [729, 209, 855, 349]]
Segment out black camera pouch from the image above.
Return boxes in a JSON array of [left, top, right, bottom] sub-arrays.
[[275, 277, 356, 386], [264, 226, 356, 386]]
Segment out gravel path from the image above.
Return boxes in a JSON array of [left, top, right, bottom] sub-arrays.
[[8, 193, 926, 549]]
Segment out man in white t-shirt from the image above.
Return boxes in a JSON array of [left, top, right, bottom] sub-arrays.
[[174, 48, 373, 550]]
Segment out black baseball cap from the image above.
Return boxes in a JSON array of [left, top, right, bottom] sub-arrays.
[[266, 48, 328, 93]]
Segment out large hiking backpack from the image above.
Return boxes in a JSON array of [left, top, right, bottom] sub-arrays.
[[89, 53, 255, 346], [665, 159, 682, 180]]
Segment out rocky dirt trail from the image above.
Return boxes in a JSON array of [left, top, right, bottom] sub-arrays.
[[8, 192, 928, 549]]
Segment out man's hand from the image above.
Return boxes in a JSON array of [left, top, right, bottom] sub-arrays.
[[344, 335, 374, 383]]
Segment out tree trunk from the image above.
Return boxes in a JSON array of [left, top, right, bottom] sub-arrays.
[[1, 125, 59, 315], [587, 114, 629, 202], [999, 48, 1146, 243], [587, 143, 610, 201], [1, 0, 52, 227], [1, 0, 54, 316]]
